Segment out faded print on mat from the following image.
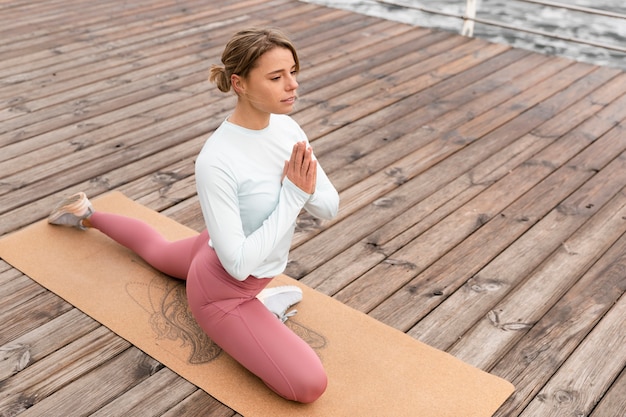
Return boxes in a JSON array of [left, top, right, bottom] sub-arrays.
[[126, 269, 327, 365]]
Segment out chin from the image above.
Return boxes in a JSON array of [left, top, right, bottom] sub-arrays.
[[281, 103, 296, 113]]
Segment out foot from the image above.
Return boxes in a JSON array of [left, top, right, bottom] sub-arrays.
[[48, 192, 94, 230], [257, 285, 303, 323]]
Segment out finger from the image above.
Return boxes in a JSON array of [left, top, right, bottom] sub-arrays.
[[305, 160, 317, 194], [297, 145, 308, 174], [296, 142, 307, 166], [308, 159, 317, 180], [289, 143, 299, 167], [300, 145, 313, 169]]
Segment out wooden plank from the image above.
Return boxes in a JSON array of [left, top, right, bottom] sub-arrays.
[[299, 50, 548, 290], [0, 15, 410, 166], [301, 39, 508, 141], [290, 59, 594, 283], [16, 347, 162, 417], [303, 20, 431, 68], [0, 37, 472, 229], [0, 0, 250, 59], [87, 367, 197, 417], [0, 106, 214, 212], [0, 5, 378, 217], [0, 0, 146, 44], [1, 54, 208, 139], [298, 32, 472, 130], [517, 293, 626, 416], [0, 0, 314, 119], [334, 51, 579, 196], [489, 226, 626, 416], [0, 129, 209, 235], [408, 142, 626, 346], [296, 40, 524, 210], [305, 48, 549, 172], [126, 161, 198, 209], [0, 291, 72, 346], [309, 47, 538, 177], [392, 74, 626, 341], [2, 81, 208, 173], [0, 0, 196, 66], [0, 10, 282, 124], [590, 368, 626, 417], [160, 390, 236, 417], [298, 19, 412, 66], [161, 195, 206, 231], [1, 1, 626, 415], [0, 259, 10, 268], [0, 266, 23, 287], [380, 119, 626, 339], [0, 327, 130, 415], [296, 29, 458, 117], [447, 178, 626, 370], [0, 0, 260, 74], [0, 2, 266, 135], [0, 275, 46, 317], [0, 309, 98, 382], [287, 8, 375, 48], [334, 61, 612, 303]]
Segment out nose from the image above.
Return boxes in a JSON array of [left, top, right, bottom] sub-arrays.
[[287, 74, 298, 90]]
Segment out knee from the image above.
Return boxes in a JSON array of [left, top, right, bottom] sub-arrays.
[[267, 365, 327, 403], [290, 367, 328, 404]]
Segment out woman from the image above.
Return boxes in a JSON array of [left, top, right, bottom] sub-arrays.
[[48, 27, 339, 403]]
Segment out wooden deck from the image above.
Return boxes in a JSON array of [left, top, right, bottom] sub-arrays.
[[1, 0, 625, 415]]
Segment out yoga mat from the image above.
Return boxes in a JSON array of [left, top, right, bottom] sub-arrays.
[[0, 191, 514, 416]]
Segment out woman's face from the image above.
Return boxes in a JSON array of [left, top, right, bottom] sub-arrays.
[[234, 47, 299, 116]]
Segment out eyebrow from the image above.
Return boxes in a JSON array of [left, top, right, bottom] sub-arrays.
[[266, 65, 297, 76]]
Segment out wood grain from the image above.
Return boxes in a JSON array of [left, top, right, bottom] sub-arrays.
[[1, 0, 625, 415]]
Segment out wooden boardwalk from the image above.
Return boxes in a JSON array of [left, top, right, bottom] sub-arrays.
[[1, 0, 625, 415]]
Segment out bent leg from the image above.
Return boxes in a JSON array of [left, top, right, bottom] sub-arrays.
[[211, 300, 326, 403], [89, 212, 204, 280], [186, 246, 327, 403]]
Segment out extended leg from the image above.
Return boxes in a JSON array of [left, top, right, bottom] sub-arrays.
[[88, 212, 201, 280], [47, 193, 305, 321]]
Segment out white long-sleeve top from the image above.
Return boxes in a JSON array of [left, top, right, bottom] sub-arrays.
[[195, 114, 339, 281]]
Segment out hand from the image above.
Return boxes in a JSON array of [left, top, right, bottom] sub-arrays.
[[282, 141, 317, 194]]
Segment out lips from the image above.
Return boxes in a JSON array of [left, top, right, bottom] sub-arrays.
[[282, 96, 296, 104]]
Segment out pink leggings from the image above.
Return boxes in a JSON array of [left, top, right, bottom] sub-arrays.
[[89, 212, 327, 403]]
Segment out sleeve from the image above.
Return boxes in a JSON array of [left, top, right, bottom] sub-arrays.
[[195, 162, 311, 281]]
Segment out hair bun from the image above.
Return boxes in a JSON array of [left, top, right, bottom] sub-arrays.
[[209, 64, 230, 92]]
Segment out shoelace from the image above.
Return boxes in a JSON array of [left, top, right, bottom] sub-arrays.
[[277, 309, 298, 323]]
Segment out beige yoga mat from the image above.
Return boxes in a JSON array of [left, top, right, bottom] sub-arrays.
[[0, 191, 514, 416]]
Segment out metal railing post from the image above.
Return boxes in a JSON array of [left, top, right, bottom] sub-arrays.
[[376, 0, 626, 53], [461, 0, 477, 37]]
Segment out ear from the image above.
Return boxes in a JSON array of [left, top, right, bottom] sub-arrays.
[[231, 74, 244, 95]]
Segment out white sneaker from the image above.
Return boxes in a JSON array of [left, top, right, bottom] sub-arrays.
[[257, 285, 303, 323], [48, 192, 94, 230]]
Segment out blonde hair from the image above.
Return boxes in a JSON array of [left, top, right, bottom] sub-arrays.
[[209, 27, 300, 93]]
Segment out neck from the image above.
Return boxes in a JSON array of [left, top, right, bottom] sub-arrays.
[[228, 102, 270, 130]]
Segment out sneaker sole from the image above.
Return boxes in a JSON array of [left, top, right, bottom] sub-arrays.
[[48, 192, 91, 223], [257, 285, 303, 301]]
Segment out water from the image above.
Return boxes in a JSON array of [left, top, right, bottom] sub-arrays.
[[302, 0, 626, 71]]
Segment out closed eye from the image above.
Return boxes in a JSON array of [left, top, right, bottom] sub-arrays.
[[271, 71, 297, 81], [269, 66, 298, 81]]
